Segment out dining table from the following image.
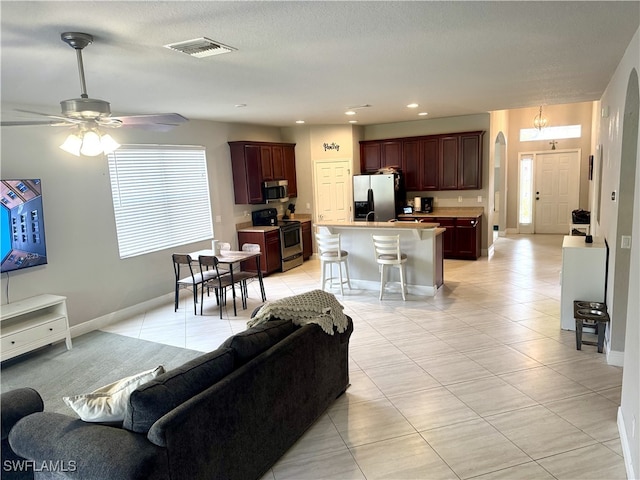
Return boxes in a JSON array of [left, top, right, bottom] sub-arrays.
[[189, 249, 266, 316]]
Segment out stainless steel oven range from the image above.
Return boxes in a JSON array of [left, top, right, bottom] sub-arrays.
[[251, 208, 303, 272]]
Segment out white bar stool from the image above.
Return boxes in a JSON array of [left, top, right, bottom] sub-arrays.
[[316, 232, 351, 296], [372, 234, 407, 301]]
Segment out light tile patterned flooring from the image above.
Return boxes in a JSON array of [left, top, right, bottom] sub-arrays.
[[103, 234, 626, 479]]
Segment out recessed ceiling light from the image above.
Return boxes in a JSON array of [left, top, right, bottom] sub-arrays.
[[349, 120, 358, 124], [345, 110, 356, 116], [407, 103, 419, 108], [295, 120, 305, 124], [235, 104, 247, 108], [418, 112, 428, 116]]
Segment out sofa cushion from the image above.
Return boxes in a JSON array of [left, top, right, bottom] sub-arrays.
[[63, 366, 165, 423], [123, 348, 234, 434], [221, 319, 297, 366]]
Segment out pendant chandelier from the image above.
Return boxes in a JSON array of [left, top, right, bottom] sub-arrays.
[[533, 106, 548, 131]]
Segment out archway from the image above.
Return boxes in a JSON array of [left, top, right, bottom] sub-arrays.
[[610, 68, 639, 358], [493, 132, 507, 236]]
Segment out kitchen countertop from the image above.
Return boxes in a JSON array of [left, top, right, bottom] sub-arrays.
[[400, 207, 484, 218], [316, 220, 441, 230], [236, 225, 280, 233]]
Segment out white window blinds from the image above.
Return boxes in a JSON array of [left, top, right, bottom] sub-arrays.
[[107, 145, 213, 259]]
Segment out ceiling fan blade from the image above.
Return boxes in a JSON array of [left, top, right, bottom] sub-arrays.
[[14, 109, 85, 124], [1, 120, 71, 127], [109, 113, 189, 130]]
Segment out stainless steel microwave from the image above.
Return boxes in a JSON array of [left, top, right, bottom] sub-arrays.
[[263, 180, 289, 203]]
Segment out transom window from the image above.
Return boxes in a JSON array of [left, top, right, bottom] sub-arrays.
[[107, 145, 213, 259], [520, 125, 582, 142]]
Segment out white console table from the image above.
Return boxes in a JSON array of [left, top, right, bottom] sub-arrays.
[[560, 236, 607, 330], [1, 294, 72, 361]]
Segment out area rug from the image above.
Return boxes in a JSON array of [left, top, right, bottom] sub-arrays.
[[0, 330, 204, 415]]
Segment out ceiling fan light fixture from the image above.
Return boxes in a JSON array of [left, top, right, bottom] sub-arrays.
[[59, 128, 121, 157], [59, 133, 83, 156], [100, 134, 120, 154], [79, 130, 103, 156]]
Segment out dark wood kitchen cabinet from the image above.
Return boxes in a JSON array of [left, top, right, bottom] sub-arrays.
[[283, 145, 297, 197], [455, 217, 481, 258], [458, 133, 483, 190], [439, 136, 459, 190], [432, 216, 481, 260], [360, 131, 483, 190], [229, 141, 297, 204], [237, 229, 281, 275], [360, 140, 402, 172], [301, 220, 312, 260], [419, 138, 439, 190], [433, 217, 456, 258]]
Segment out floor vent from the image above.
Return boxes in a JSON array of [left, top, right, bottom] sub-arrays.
[[164, 37, 236, 58]]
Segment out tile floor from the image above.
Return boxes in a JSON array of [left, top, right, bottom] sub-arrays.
[[103, 234, 626, 480]]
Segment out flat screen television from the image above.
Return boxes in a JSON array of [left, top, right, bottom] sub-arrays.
[[1, 179, 48, 273]]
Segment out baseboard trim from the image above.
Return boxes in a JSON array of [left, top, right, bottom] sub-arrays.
[[618, 407, 636, 480], [606, 348, 625, 367], [70, 292, 174, 337], [349, 279, 437, 297]]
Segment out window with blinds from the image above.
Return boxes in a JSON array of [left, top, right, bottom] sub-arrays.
[[107, 145, 213, 259]]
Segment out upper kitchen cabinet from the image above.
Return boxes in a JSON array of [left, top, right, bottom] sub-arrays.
[[283, 145, 297, 197], [438, 135, 459, 190], [360, 131, 484, 191], [360, 140, 402, 173], [229, 141, 297, 204], [458, 132, 483, 190]]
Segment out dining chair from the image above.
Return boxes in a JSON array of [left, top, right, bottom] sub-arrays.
[[316, 232, 351, 296], [232, 243, 264, 303], [371, 235, 407, 300], [198, 255, 238, 317], [172, 254, 218, 315]]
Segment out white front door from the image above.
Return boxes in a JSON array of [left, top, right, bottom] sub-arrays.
[[534, 150, 580, 234], [314, 160, 351, 222]]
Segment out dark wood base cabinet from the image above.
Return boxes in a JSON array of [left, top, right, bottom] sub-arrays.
[[301, 221, 312, 260], [237, 230, 281, 275], [432, 217, 481, 260]]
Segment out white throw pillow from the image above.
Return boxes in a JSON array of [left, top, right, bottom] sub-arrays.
[[63, 365, 165, 422]]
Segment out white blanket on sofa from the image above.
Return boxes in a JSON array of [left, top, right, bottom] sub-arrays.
[[247, 290, 348, 335]]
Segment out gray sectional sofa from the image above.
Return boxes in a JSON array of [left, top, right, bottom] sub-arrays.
[[3, 316, 353, 480]]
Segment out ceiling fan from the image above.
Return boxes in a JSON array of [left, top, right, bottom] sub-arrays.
[[1, 32, 188, 156]]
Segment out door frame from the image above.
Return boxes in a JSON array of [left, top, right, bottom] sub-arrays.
[[517, 148, 581, 233]]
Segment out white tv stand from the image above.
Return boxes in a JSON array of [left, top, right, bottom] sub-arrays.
[[1, 294, 72, 361]]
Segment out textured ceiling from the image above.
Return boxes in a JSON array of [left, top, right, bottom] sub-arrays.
[[1, 1, 638, 127]]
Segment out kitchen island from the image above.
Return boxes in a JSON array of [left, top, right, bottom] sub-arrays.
[[315, 221, 446, 296]]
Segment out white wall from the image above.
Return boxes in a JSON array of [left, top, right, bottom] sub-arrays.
[[599, 27, 640, 478], [0, 119, 282, 326]]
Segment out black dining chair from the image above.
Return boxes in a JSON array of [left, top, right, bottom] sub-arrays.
[[172, 254, 218, 315], [198, 255, 238, 317]]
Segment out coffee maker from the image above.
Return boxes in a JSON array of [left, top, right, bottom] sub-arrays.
[[419, 197, 434, 213]]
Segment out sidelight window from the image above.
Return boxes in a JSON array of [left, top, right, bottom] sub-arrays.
[[107, 145, 213, 258]]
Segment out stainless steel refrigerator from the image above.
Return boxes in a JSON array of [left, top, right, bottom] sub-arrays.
[[353, 172, 405, 222]]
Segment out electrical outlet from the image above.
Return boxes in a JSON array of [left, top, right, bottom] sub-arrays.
[[306, 203, 311, 209], [243, 210, 249, 217], [477, 196, 482, 203], [458, 196, 463, 203], [215, 215, 222, 223]]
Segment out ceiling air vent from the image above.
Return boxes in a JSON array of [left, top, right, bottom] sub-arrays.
[[164, 37, 236, 58]]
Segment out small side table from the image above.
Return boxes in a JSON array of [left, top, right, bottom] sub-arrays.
[[574, 300, 609, 353]]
